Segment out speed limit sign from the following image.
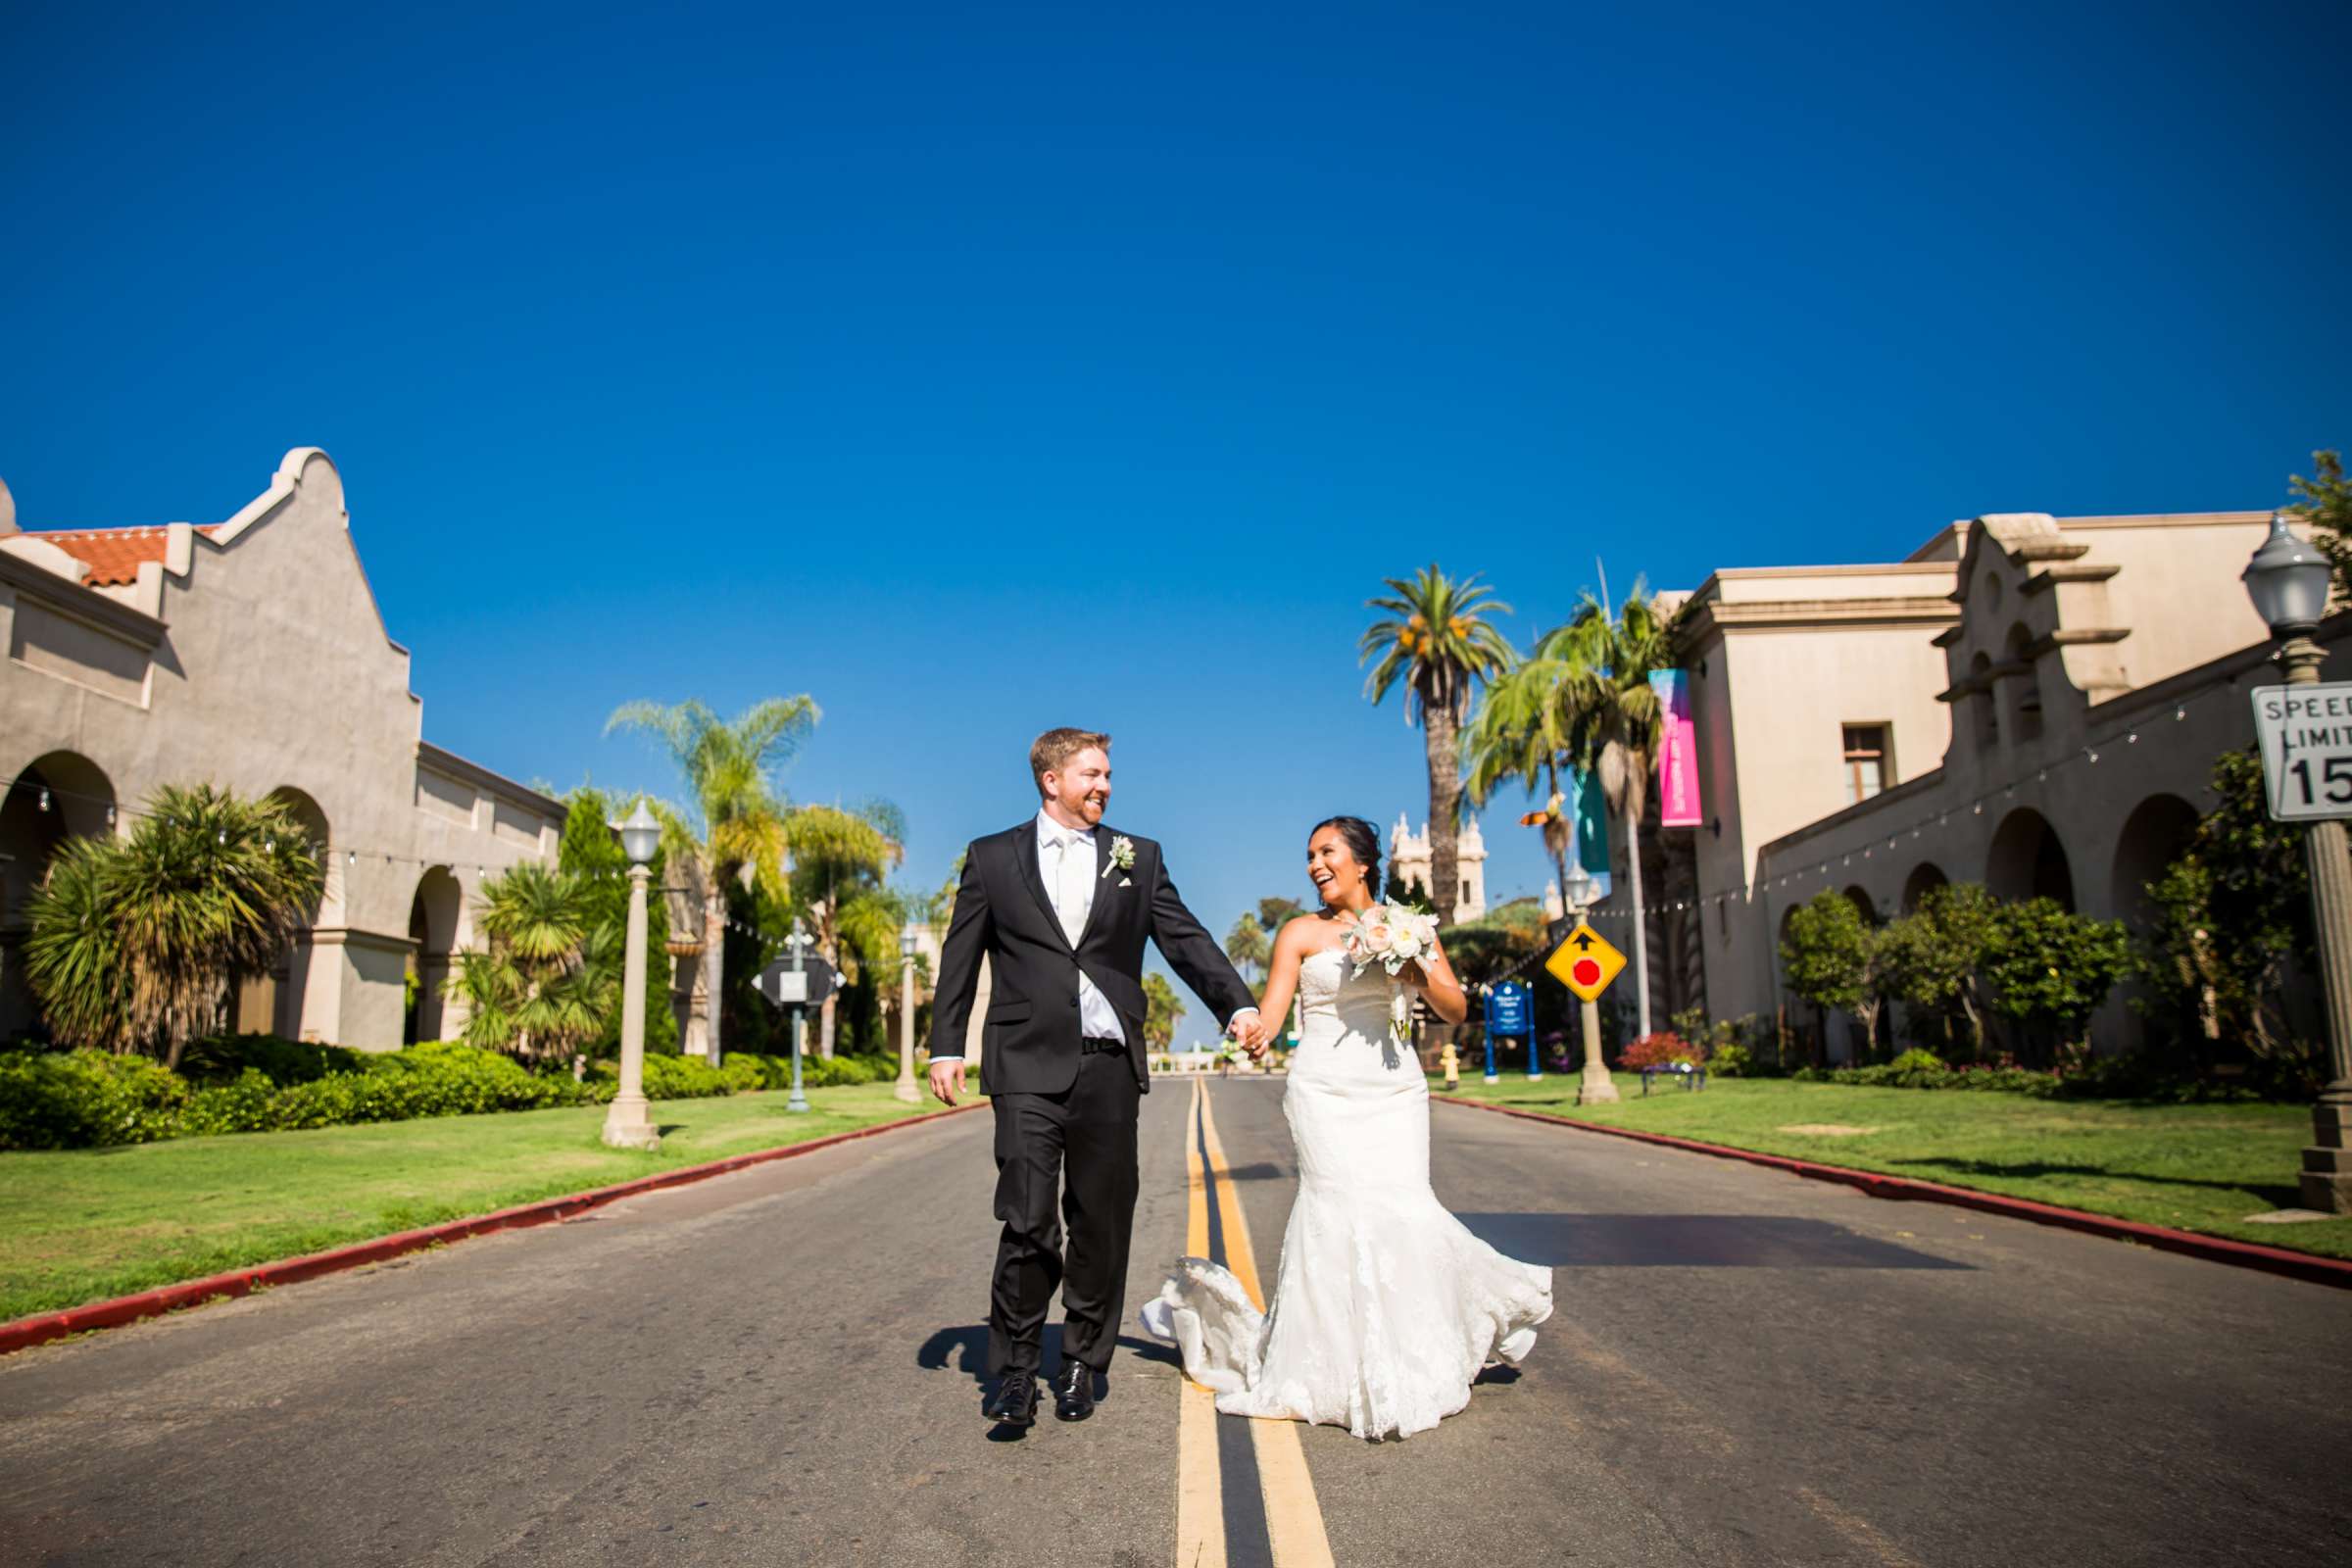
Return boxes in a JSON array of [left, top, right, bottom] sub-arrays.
[[2252, 682, 2352, 821]]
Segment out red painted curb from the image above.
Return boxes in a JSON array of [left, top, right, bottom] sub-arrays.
[[1434, 1094, 2352, 1291], [0, 1099, 987, 1357]]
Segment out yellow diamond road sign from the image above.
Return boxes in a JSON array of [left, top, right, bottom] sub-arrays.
[[1544, 921, 1626, 1003]]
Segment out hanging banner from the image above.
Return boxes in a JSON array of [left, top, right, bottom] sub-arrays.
[[1649, 668, 1702, 828], [1568, 766, 1612, 902]]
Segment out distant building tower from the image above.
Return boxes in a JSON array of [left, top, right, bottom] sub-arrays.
[[1388, 812, 1487, 921]]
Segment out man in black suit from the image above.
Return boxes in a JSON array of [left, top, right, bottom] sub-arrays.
[[927, 727, 1261, 1426]]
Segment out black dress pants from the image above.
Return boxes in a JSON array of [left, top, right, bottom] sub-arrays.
[[988, 1048, 1141, 1375]]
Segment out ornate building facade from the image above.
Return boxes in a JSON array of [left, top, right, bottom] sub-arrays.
[[1389, 811, 1488, 921], [1, 449, 565, 1050]]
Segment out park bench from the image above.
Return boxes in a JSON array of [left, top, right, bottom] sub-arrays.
[[1639, 1062, 1706, 1096]]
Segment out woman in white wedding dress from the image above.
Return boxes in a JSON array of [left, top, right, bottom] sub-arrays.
[[1142, 816, 1553, 1441]]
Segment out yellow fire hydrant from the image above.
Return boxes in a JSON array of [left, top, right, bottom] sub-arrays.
[[1441, 1042, 1459, 1090]]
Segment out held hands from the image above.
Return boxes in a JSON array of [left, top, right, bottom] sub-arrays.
[[1228, 1011, 1270, 1061]]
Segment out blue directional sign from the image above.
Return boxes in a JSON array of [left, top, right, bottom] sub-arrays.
[[1488, 981, 1532, 1038]]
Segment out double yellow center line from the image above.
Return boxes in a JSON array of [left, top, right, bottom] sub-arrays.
[[1176, 1077, 1335, 1568]]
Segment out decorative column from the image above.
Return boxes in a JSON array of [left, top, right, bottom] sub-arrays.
[[601, 801, 663, 1151]]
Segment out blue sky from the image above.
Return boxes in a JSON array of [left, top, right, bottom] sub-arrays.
[[5, 1, 2347, 1025]]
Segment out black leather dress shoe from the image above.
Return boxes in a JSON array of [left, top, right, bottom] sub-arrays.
[[985, 1368, 1040, 1426], [1051, 1363, 1097, 1422]]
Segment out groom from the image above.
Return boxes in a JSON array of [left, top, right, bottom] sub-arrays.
[[927, 728, 1262, 1426]]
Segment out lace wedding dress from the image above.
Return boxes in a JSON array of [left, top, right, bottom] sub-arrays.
[[1142, 947, 1553, 1440]]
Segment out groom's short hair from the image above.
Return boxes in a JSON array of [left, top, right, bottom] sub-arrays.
[[1031, 727, 1111, 794]]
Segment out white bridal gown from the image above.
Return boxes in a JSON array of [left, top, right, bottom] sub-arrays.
[[1143, 947, 1554, 1440]]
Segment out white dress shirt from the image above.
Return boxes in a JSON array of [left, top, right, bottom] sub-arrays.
[[1035, 810, 1129, 1042], [930, 810, 1257, 1067]]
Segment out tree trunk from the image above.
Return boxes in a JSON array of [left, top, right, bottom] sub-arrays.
[[701, 890, 726, 1062], [1423, 701, 1463, 924], [1544, 760, 1573, 921], [819, 992, 839, 1058]]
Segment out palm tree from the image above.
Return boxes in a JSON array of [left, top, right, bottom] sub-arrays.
[[1462, 646, 1582, 915], [1541, 584, 1676, 1036], [1359, 566, 1515, 925], [24, 785, 324, 1067], [452, 861, 619, 1063], [607, 697, 816, 1061], [785, 801, 905, 1056], [1224, 912, 1269, 985]]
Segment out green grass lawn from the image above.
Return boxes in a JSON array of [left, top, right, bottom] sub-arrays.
[[0, 1085, 953, 1323], [1435, 1073, 2352, 1261]]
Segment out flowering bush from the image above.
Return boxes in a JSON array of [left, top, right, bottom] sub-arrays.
[[1619, 1032, 1704, 1070]]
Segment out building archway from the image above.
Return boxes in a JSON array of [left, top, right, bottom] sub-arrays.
[[238, 786, 334, 1037], [1842, 885, 1881, 925], [405, 866, 466, 1044], [2004, 624, 2044, 742], [2109, 794, 2199, 928], [1, 753, 119, 1038], [1970, 653, 1999, 748], [1987, 808, 2074, 908], [1901, 861, 1948, 914]]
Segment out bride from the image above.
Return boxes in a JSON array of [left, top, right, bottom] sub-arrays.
[[1142, 815, 1553, 1441]]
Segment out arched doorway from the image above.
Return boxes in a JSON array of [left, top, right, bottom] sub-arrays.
[[406, 866, 465, 1044], [1, 754, 119, 1039], [1901, 861, 1948, 914], [2109, 794, 2199, 928], [1987, 808, 2074, 909], [237, 787, 333, 1037]]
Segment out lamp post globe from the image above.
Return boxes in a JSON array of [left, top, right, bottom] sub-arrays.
[[1562, 862, 1594, 914], [613, 799, 662, 867], [895, 921, 923, 1103], [2243, 513, 2332, 635]]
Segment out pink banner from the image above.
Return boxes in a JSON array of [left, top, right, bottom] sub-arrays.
[[1649, 669, 1702, 827]]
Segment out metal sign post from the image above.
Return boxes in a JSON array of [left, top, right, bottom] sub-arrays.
[[755, 929, 838, 1116]]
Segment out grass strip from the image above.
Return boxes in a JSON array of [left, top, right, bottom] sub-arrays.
[[1435, 1073, 2352, 1261], [0, 1085, 947, 1322]]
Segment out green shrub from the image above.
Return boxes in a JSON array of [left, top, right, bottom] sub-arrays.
[[1887, 1048, 1947, 1074], [177, 1032, 368, 1087], [0, 1050, 192, 1149]]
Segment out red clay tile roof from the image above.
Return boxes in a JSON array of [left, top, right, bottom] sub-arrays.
[[19, 525, 221, 587]]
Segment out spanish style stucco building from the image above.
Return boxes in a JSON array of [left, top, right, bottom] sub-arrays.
[[1570, 507, 2345, 1060], [0, 448, 565, 1050]]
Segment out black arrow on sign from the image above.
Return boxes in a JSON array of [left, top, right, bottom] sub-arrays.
[[1572, 931, 1595, 951]]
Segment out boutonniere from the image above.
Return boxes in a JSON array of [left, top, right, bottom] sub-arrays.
[[1102, 835, 1136, 884]]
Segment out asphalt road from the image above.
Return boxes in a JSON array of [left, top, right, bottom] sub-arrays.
[[3, 1078, 2348, 1568]]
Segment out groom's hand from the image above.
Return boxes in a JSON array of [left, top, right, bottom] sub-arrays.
[[1230, 1013, 1268, 1060], [927, 1058, 964, 1106]]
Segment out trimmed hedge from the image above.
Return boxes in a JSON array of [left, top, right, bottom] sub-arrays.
[[0, 1039, 922, 1152]]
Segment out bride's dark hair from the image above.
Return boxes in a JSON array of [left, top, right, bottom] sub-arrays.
[[1308, 815, 1382, 890]]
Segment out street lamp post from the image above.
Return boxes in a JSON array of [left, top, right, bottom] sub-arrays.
[[786, 920, 811, 1113], [896, 922, 922, 1104], [1563, 863, 1621, 1106], [2244, 514, 2352, 1212], [601, 800, 663, 1151]]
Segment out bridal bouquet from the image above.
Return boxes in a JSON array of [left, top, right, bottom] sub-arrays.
[[1341, 903, 1441, 978], [1343, 903, 1441, 1046]]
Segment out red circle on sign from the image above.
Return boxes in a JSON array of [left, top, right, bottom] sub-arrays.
[[1572, 957, 1602, 987]]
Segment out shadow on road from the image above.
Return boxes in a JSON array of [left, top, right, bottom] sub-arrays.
[[917, 1325, 1183, 1387], [1455, 1213, 1973, 1269]]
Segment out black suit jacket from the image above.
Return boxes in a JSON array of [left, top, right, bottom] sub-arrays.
[[927, 820, 1256, 1095]]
